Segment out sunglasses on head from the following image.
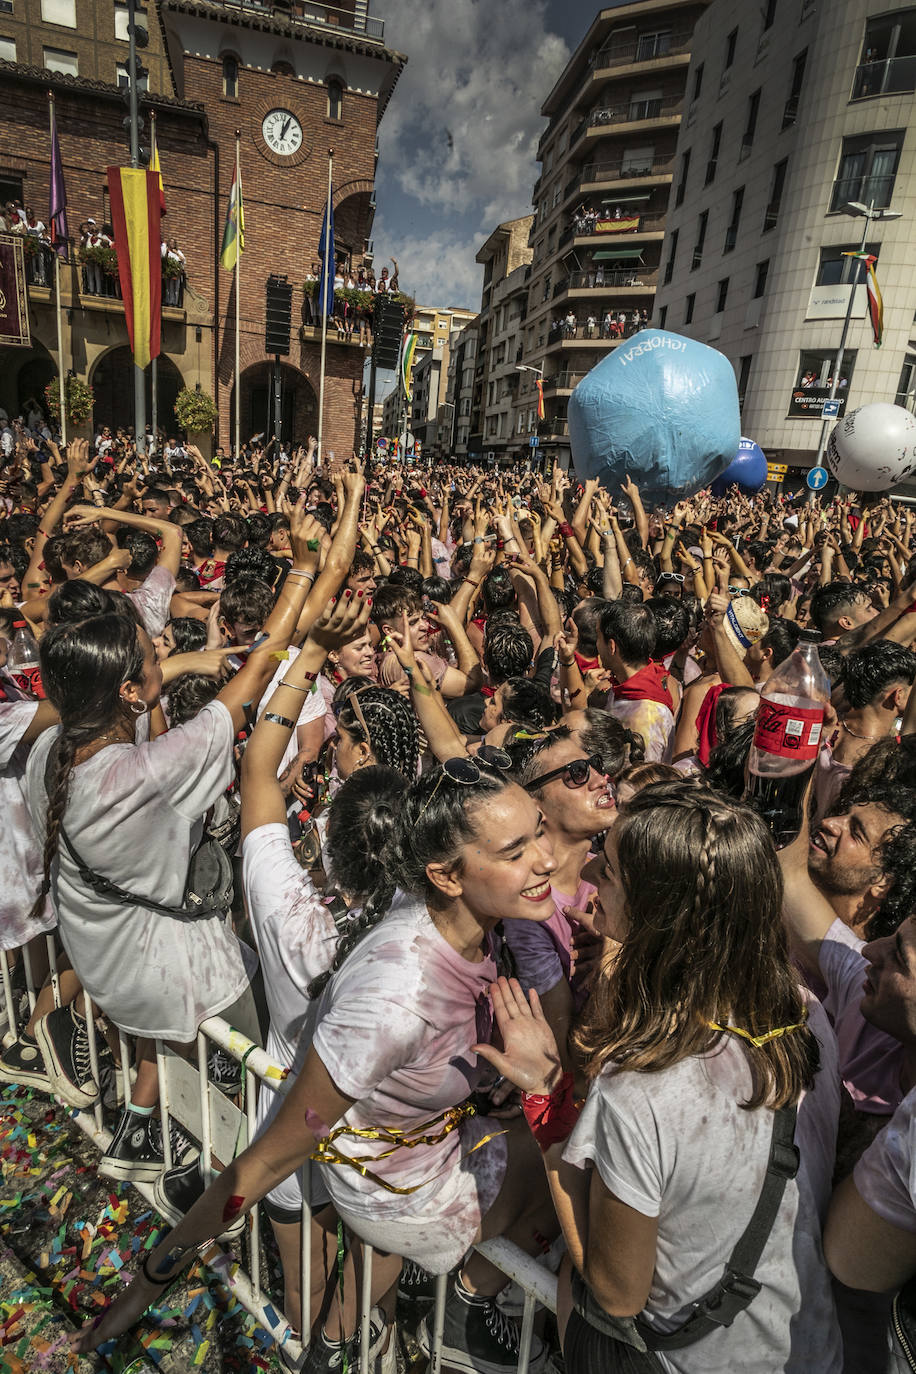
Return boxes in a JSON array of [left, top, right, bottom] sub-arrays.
[[416, 746, 513, 823], [657, 572, 685, 583], [524, 753, 607, 792]]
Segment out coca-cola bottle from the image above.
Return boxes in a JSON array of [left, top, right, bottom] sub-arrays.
[[745, 629, 830, 847], [7, 619, 45, 699]]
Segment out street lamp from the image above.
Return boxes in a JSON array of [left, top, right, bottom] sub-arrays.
[[812, 200, 903, 471], [516, 363, 546, 471]]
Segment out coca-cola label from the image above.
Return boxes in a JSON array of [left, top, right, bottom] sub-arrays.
[[753, 701, 823, 761], [10, 666, 45, 699]]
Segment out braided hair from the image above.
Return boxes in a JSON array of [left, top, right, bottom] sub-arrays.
[[26, 611, 146, 926], [306, 765, 407, 996], [335, 686, 420, 781], [575, 777, 820, 1110]]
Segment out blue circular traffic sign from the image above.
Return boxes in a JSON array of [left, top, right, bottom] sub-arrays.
[[807, 466, 829, 490]]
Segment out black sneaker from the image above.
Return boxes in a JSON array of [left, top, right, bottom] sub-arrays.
[[207, 1046, 242, 1096], [418, 1280, 546, 1374], [34, 1003, 99, 1109], [303, 1306, 394, 1374], [396, 1259, 437, 1344], [152, 1157, 246, 1240], [0, 1031, 52, 1093], [99, 1109, 198, 1183]]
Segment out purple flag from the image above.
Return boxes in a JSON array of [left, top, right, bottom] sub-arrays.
[[49, 104, 69, 258]]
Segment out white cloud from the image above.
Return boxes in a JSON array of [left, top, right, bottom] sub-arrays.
[[371, 215, 484, 311], [372, 0, 570, 306]]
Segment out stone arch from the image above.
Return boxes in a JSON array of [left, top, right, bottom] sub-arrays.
[[0, 338, 57, 421], [89, 346, 185, 434], [231, 360, 317, 447]]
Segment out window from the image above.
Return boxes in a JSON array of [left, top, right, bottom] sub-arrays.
[[658, 305, 668, 329], [0, 172, 23, 205], [830, 131, 903, 212], [724, 186, 744, 251], [896, 354, 916, 412], [854, 11, 916, 99], [114, 4, 144, 38], [741, 90, 761, 153], [783, 49, 807, 127], [0, 34, 15, 59], [815, 242, 879, 286], [222, 55, 238, 99], [705, 123, 722, 185], [691, 210, 708, 269], [716, 277, 730, 312], [763, 158, 788, 230], [692, 62, 704, 101], [675, 149, 690, 206], [621, 144, 655, 175], [327, 78, 343, 121], [762, 0, 777, 29], [663, 228, 679, 285], [737, 355, 753, 408], [629, 88, 663, 121], [754, 259, 769, 297], [684, 293, 696, 324], [44, 46, 78, 74], [789, 349, 857, 417], [42, 0, 75, 24], [724, 28, 738, 69], [117, 61, 147, 89], [636, 28, 672, 61]]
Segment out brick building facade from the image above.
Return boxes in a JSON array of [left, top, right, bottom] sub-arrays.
[[0, 0, 404, 456]]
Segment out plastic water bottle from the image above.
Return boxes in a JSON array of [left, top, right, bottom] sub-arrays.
[[7, 619, 45, 699], [745, 629, 830, 846]]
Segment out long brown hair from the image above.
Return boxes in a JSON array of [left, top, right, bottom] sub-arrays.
[[574, 779, 819, 1109]]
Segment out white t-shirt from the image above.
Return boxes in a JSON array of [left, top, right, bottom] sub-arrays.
[[310, 901, 508, 1273], [128, 564, 176, 639], [0, 699, 55, 949], [25, 700, 255, 1041], [563, 996, 842, 1373]]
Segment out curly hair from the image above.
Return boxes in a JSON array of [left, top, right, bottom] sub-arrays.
[[575, 779, 820, 1109]]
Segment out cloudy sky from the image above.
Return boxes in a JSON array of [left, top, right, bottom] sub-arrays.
[[371, 0, 606, 315]]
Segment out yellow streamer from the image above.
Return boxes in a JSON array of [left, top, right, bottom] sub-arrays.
[[709, 1006, 809, 1048]]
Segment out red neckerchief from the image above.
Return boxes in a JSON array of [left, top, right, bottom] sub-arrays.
[[574, 650, 599, 673], [695, 683, 728, 766], [612, 660, 673, 710], [198, 558, 226, 587]]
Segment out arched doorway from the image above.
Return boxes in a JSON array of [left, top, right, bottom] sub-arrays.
[[90, 347, 184, 434], [0, 340, 56, 422], [232, 361, 317, 446]]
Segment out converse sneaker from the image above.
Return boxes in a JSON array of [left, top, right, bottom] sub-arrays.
[[0, 1031, 52, 1093], [99, 1109, 198, 1183], [396, 1258, 438, 1347], [207, 1046, 242, 1097], [33, 1003, 99, 1109], [303, 1306, 394, 1374], [418, 1280, 546, 1374], [152, 1157, 246, 1240]]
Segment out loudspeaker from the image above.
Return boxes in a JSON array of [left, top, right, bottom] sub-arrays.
[[265, 275, 293, 356], [372, 296, 405, 371]]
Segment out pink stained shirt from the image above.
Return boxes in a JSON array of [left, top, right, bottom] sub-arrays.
[[502, 875, 597, 1012], [819, 916, 903, 1116]]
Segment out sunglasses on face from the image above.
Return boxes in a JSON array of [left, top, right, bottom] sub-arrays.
[[657, 572, 685, 583], [416, 746, 513, 823], [524, 753, 607, 792]]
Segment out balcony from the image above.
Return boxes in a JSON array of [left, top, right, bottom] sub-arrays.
[[543, 370, 587, 394], [852, 55, 916, 100], [591, 28, 693, 70], [573, 212, 666, 242], [578, 155, 675, 188], [567, 268, 658, 291], [829, 173, 896, 214], [585, 95, 683, 133]]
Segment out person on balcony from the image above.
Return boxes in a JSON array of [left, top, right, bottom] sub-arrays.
[[563, 310, 577, 338], [23, 207, 48, 287], [162, 238, 186, 307]]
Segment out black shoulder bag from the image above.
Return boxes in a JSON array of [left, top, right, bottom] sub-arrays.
[[568, 1103, 800, 1371]]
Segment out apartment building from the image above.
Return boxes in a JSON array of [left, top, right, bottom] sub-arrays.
[[653, 0, 916, 472], [378, 303, 475, 448], [444, 316, 480, 459], [516, 0, 710, 469], [470, 216, 534, 462]]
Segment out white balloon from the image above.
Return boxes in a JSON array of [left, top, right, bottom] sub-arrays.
[[825, 403, 916, 492]]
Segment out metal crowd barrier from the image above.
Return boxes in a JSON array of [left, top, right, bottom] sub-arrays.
[[0, 940, 559, 1374]]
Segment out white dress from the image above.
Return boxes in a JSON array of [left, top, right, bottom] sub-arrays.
[[0, 700, 55, 950], [25, 700, 255, 1041]]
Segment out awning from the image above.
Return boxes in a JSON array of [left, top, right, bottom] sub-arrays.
[[593, 248, 645, 261], [601, 192, 652, 204]]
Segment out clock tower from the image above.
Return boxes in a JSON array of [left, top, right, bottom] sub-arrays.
[[157, 0, 405, 454]]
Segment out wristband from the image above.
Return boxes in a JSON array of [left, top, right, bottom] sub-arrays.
[[264, 712, 296, 729], [521, 1072, 581, 1150], [558, 523, 574, 539], [288, 568, 316, 582], [473, 536, 485, 544], [560, 659, 576, 669], [463, 577, 480, 588]]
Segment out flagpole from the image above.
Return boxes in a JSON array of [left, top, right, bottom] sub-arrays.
[[127, 0, 146, 452], [234, 129, 241, 460], [48, 94, 68, 449], [150, 109, 158, 454], [317, 147, 333, 463]]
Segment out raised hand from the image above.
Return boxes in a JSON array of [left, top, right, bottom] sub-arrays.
[[472, 976, 563, 1096], [307, 590, 371, 653]]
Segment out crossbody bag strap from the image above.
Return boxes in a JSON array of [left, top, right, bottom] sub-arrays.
[[58, 820, 192, 919], [637, 1103, 800, 1352]]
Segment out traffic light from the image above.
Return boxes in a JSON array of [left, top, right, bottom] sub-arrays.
[[265, 275, 293, 356], [372, 296, 405, 370]]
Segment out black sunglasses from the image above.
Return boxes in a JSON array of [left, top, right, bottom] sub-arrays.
[[524, 753, 607, 792], [416, 746, 513, 822]]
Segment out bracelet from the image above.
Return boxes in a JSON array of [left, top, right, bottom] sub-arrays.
[[403, 665, 414, 678], [264, 711, 296, 729], [558, 523, 574, 539], [521, 1071, 582, 1150], [463, 577, 480, 588], [473, 536, 485, 544], [560, 659, 576, 669], [622, 556, 633, 568], [141, 1252, 178, 1287], [280, 679, 312, 693], [288, 568, 316, 581]]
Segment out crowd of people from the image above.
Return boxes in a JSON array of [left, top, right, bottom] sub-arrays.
[[303, 257, 400, 343], [2, 428, 916, 1374], [550, 307, 650, 342]]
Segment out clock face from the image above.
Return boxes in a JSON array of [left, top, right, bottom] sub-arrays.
[[262, 109, 303, 156]]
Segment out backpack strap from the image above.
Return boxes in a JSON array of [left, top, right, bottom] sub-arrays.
[[637, 1103, 799, 1351]]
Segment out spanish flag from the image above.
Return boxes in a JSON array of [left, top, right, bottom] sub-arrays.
[[536, 377, 545, 421], [107, 167, 162, 370], [843, 250, 883, 347]]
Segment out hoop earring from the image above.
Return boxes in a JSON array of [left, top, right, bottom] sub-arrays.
[[128, 699, 148, 717]]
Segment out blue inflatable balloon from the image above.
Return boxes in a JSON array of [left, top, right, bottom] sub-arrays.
[[568, 330, 741, 508], [710, 438, 768, 497]]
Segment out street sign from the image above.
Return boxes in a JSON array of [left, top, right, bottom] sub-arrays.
[[529, 435, 540, 448], [767, 463, 788, 475], [822, 399, 841, 418], [807, 466, 829, 490]]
